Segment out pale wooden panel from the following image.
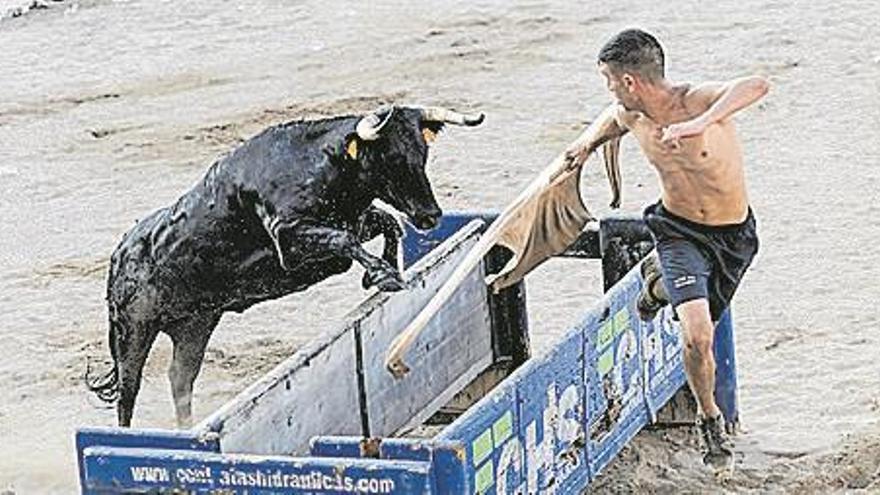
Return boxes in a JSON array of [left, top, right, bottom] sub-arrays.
[[361, 223, 494, 436], [198, 328, 362, 455]]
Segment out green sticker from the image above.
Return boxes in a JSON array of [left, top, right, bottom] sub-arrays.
[[492, 411, 513, 447], [474, 461, 494, 493], [599, 308, 631, 351], [597, 320, 614, 351], [614, 307, 631, 334], [598, 349, 614, 377], [472, 428, 493, 466]]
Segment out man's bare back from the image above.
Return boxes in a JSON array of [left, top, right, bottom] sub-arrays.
[[614, 83, 750, 225]]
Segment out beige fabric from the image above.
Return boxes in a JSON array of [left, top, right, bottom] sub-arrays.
[[486, 165, 594, 291], [385, 128, 621, 376], [485, 137, 621, 292]]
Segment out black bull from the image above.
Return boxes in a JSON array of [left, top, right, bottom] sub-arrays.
[[87, 106, 484, 427]]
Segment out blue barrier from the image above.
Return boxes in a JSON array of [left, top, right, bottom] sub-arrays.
[[435, 265, 688, 493], [81, 447, 434, 494], [714, 310, 738, 429], [401, 210, 498, 270], [76, 427, 221, 491], [75, 211, 738, 494]]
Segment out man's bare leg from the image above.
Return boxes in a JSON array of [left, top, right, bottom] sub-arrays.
[[676, 299, 720, 417], [676, 298, 733, 474]]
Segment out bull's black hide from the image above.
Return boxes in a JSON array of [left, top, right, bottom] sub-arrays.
[[87, 106, 484, 427]]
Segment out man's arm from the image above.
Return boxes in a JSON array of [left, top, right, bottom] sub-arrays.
[[564, 103, 628, 170], [662, 76, 770, 142]]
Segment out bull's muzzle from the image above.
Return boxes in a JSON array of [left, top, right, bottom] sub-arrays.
[[412, 208, 441, 231]]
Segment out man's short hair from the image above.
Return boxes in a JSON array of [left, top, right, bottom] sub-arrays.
[[598, 29, 665, 81]]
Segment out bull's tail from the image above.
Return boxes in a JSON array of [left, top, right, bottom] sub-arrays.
[[85, 318, 121, 403]]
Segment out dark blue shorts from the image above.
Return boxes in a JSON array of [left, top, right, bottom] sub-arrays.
[[643, 202, 759, 322]]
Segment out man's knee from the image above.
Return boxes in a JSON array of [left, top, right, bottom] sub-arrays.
[[676, 299, 715, 355], [684, 328, 714, 357]]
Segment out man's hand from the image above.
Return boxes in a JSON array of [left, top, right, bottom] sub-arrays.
[[561, 104, 627, 174], [661, 116, 708, 146], [563, 142, 590, 171]]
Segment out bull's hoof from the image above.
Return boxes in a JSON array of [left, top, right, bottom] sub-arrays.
[[376, 274, 405, 292], [363, 267, 405, 292]]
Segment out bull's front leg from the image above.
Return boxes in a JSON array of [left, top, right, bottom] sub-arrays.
[[357, 207, 403, 289], [282, 221, 406, 292]]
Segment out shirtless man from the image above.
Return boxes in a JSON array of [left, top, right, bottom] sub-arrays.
[[564, 29, 769, 471]]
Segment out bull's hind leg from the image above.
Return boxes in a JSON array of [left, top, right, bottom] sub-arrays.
[[167, 312, 221, 428], [116, 322, 161, 427]]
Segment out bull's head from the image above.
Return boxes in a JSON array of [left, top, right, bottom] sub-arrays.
[[347, 106, 484, 230]]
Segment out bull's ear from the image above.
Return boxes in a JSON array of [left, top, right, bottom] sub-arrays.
[[421, 121, 445, 144], [344, 135, 360, 160]]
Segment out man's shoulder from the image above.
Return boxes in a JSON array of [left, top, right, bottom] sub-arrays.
[[612, 104, 642, 129], [683, 81, 727, 111]]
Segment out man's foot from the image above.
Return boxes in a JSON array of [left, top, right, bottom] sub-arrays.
[[698, 414, 735, 476], [637, 254, 669, 321]]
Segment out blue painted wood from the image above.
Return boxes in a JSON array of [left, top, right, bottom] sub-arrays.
[[309, 436, 366, 459], [714, 310, 737, 427], [75, 427, 220, 492], [641, 305, 688, 421], [378, 439, 433, 461], [435, 257, 718, 493], [513, 327, 588, 494], [402, 211, 498, 269], [428, 443, 469, 495], [584, 269, 651, 477], [377, 439, 470, 494], [436, 378, 519, 494], [313, 437, 470, 494], [81, 447, 432, 494]]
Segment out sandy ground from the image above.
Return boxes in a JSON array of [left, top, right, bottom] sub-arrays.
[[0, 0, 878, 493]]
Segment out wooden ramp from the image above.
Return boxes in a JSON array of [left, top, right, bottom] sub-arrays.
[[75, 212, 738, 494]]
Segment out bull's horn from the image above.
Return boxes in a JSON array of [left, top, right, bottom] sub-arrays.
[[356, 107, 395, 141], [419, 106, 485, 126]]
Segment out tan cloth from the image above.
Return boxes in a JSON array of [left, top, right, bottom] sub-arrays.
[[486, 166, 594, 291], [385, 132, 620, 375]]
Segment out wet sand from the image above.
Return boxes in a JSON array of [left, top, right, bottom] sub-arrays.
[[1, 0, 878, 492]]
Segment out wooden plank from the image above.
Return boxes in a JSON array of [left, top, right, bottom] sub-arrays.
[[513, 328, 588, 494], [361, 226, 494, 437], [200, 329, 362, 455], [584, 269, 651, 476], [76, 427, 220, 491], [81, 447, 432, 494], [194, 220, 492, 456], [436, 378, 521, 495], [385, 118, 618, 377], [435, 258, 701, 493]]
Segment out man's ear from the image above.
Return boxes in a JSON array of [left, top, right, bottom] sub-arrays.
[[622, 73, 636, 92], [421, 121, 445, 144]]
